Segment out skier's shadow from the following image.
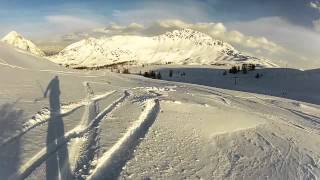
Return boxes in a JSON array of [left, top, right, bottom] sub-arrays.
[[44, 76, 72, 180]]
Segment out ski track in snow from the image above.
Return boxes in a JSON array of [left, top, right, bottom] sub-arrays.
[[88, 98, 160, 180], [0, 57, 107, 78], [240, 95, 320, 134], [0, 57, 26, 70], [39, 70, 107, 78], [9, 89, 130, 180], [66, 82, 101, 179], [190, 85, 320, 136], [0, 90, 116, 147], [3, 76, 165, 180]]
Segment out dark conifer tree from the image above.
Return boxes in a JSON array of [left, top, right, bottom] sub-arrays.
[[169, 70, 173, 77]]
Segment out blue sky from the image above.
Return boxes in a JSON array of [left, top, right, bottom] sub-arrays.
[[1, 0, 319, 35], [1, 0, 320, 68]]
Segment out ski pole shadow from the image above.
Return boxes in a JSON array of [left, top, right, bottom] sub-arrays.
[[44, 76, 72, 180]]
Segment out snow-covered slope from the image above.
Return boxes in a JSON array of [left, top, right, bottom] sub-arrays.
[[50, 29, 277, 68], [1, 31, 45, 56], [136, 65, 320, 105], [0, 44, 320, 179]]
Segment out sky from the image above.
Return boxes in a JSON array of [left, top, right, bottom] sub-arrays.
[[0, 0, 320, 68]]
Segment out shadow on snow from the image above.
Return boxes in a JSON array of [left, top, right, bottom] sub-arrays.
[[44, 76, 72, 180], [155, 67, 320, 105]]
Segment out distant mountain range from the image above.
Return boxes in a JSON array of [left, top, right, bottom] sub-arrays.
[[1, 29, 278, 68]]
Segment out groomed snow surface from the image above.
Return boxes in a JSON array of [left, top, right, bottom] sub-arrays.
[[0, 41, 320, 180]]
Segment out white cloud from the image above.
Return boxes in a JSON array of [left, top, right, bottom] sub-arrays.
[[142, 19, 283, 53], [226, 17, 320, 68], [93, 23, 144, 35], [45, 15, 104, 33], [90, 19, 282, 54], [310, 1, 320, 11], [110, 1, 209, 25]]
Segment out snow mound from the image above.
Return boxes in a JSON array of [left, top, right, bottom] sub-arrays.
[[50, 29, 277, 68], [1, 31, 45, 56]]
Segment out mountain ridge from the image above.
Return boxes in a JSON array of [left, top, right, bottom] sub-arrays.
[[1, 31, 45, 56], [50, 29, 278, 68]]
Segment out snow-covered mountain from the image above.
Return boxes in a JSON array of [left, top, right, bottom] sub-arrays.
[[1, 31, 45, 56], [50, 29, 277, 68]]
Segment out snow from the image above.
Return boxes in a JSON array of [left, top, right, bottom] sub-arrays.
[[160, 100, 266, 136], [50, 29, 278, 68], [88, 99, 160, 180], [130, 65, 320, 105], [119, 85, 320, 180], [1, 31, 45, 57], [0, 40, 320, 179]]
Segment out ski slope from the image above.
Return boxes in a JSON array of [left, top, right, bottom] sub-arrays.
[[0, 42, 319, 179]]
